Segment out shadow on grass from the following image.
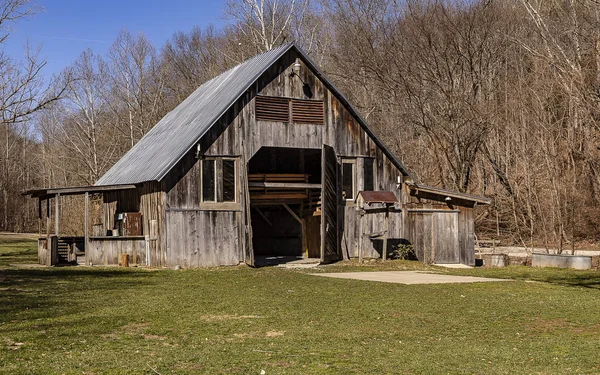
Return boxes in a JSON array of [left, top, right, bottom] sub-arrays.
[[0, 238, 36, 245], [450, 266, 600, 290], [0, 249, 36, 258], [0, 267, 156, 323], [536, 272, 600, 289]]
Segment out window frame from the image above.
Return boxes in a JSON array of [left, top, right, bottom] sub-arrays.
[[200, 158, 217, 203], [341, 158, 357, 202], [199, 156, 240, 210], [221, 157, 237, 203], [363, 157, 375, 192]]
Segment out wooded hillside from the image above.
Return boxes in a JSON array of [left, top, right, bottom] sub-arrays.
[[2, 0, 600, 250]]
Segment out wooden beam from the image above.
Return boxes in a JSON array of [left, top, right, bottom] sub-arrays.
[[55, 193, 60, 236], [24, 184, 137, 198], [46, 198, 50, 238], [282, 204, 307, 259], [38, 198, 42, 238], [282, 204, 302, 225], [252, 207, 273, 226], [382, 209, 389, 261], [250, 199, 306, 206], [248, 182, 321, 189], [84, 192, 89, 260], [250, 193, 308, 200], [359, 211, 364, 263]]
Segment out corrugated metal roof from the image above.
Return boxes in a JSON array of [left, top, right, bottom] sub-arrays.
[[96, 42, 415, 186], [96, 43, 295, 186]]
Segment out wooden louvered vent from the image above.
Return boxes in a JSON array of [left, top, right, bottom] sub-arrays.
[[255, 95, 324, 125], [255, 95, 290, 122], [292, 98, 324, 125]]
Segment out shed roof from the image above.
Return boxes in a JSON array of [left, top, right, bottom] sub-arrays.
[[406, 183, 491, 205], [357, 191, 399, 204], [95, 42, 414, 186], [23, 184, 136, 198]]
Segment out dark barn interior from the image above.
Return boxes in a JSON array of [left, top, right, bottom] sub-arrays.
[[248, 147, 322, 260]]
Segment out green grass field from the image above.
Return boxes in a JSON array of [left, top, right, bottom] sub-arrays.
[[1, 237, 599, 374]]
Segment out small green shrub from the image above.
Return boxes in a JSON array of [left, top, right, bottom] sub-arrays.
[[391, 243, 416, 260]]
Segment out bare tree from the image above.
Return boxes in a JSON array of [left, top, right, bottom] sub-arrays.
[[0, 0, 70, 231], [225, 0, 310, 52], [54, 50, 116, 183], [107, 30, 166, 147]]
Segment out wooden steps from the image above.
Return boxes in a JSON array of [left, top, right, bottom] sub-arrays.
[[56, 239, 70, 263]]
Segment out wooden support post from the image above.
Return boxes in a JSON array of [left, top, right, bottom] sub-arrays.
[[84, 191, 89, 258], [38, 198, 42, 238], [358, 211, 364, 263], [252, 207, 273, 226], [283, 203, 302, 224], [382, 207, 389, 261], [283, 204, 307, 258], [241, 140, 254, 266], [102, 192, 106, 235], [46, 198, 50, 238], [302, 220, 307, 258], [54, 193, 60, 236]]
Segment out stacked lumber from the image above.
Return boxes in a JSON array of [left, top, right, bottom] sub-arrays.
[[249, 174, 310, 201]]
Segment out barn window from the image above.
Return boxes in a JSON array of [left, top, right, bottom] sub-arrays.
[[222, 159, 236, 202], [255, 95, 324, 125], [201, 157, 239, 205], [342, 159, 356, 201], [201, 159, 216, 202], [363, 158, 374, 191]]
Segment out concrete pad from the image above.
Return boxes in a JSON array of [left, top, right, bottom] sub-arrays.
[[314, 271, 510, 285], [434, 263, 473, 269]]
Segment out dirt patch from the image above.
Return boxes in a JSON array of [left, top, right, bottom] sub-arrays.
[[143, 334, 166, 341], [99, 333, 120, 340], [119, 322, 151, 336], [528, 318, 600, 335], [528, 318, 571, 332], [200, 314, 263, 322], [4, 338, 24, 350], [266, 330, 285, 337]]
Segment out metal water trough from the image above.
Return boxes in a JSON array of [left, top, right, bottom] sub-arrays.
[[532, 253, 592, 270]]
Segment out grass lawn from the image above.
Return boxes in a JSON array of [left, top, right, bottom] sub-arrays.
[[1, 238, 599, 374]]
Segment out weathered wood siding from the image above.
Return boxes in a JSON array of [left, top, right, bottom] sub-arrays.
[[38, 238, 49, 266], [403, 183, 476, 265], [458, 208, 475, 265], [165, 210, 241, 267], [102, 182, 165, 267], [161, 48, 406, 266], [87, 237, 147, 265]]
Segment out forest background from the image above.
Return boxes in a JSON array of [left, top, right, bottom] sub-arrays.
[[2, 0, 600, 251]]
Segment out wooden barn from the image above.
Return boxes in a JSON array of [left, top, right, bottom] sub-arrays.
[[25, 43, 490, 268]]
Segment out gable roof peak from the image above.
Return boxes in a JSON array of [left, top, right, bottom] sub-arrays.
[[96, 42, 414, 186]]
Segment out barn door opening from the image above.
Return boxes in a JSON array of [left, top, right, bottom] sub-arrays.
[[247, 147, 322, 266], [321, 144, 341, 263]]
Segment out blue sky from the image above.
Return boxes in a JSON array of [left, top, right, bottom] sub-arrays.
[[3, 0, 228, 79]]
